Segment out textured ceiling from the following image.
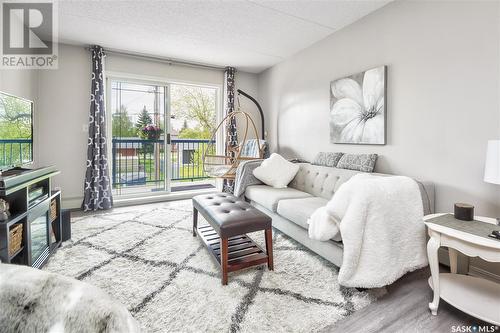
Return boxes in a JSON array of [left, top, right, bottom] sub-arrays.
[[57, 0, 391, 73]]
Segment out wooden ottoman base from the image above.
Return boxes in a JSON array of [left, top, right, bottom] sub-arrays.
[[193, 212, 273, 285]]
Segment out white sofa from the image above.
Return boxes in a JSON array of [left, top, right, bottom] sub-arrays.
[[244, 163, 435, 268]]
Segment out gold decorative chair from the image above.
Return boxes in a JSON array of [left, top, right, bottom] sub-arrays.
[[203, 111, 264, 181]]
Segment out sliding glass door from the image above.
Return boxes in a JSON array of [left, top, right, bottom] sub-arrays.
[[109, 80, 168, 196], [108, 77, 218, 197], [169, 83, 217, 192]]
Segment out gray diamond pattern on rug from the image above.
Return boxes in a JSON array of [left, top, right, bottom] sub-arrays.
[[43, 200, 382, 332]]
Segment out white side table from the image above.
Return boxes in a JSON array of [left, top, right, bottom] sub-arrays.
[[424, 213, 500, 325]]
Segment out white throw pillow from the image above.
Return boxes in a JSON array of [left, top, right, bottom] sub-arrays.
[[252, 153, 299, 188]]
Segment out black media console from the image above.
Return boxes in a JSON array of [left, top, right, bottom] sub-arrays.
[[0, 166, 62, 268]]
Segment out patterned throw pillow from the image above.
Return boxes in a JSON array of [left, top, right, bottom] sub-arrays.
[[336, 154, 378, 172], [313, 152, 344, 167]]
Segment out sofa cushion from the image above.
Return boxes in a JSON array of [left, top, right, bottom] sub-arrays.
[[253, 153, 300, 188], [245, 185, 312, 212], [313, 152, 344, 168], [289, 163, 362, 200], [337, 153, 378, 172], [288, 163, 436, 214], [277, 197, 328, 230]]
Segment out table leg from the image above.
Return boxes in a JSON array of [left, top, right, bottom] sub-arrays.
[[265, 228, 274, 271], [192, 207, 198, 237], [427, 232, 441, 315], [449, 248, 458, 274], [221, 237, 228, 285]]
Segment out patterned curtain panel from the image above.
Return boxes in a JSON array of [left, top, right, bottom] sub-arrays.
[[82, 46, 113, 211], [223, 66, 237, 193]]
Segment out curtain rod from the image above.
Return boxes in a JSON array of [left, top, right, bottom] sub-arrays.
[[85, 46, 226, 71]]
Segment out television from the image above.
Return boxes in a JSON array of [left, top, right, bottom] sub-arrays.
[[0, 91, 33, 171]]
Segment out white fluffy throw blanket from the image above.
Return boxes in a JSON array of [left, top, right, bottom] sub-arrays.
[[308, 174, 428, 288], [0, 264, 140, 333]]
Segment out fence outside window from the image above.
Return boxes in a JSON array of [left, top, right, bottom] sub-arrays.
[[111, 138, 214, 188]]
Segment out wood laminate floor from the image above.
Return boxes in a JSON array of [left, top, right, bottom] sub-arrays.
[[321, 267, 497, 333]]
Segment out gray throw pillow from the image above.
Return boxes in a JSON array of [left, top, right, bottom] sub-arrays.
[[337, 154, 378, 172], [313, 152, 344, 167]]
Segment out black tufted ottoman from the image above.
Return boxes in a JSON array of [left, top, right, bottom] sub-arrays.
[[192, 193, 273, 285]]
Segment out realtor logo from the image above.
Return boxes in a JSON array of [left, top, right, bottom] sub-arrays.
[[1, 1, 58, 69]]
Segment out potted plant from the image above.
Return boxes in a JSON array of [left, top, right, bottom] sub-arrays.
[[140, 124, 163, 140]]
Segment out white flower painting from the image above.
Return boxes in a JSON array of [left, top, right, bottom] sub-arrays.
[[330, 66, 386, 144]]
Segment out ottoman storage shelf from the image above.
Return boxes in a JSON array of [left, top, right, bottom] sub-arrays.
[[196, 225, 268, 270], [193, 193, 273, 285]]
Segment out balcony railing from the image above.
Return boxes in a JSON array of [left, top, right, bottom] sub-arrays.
[[0, 139, 32, 166], [111, 138, 214, 188]]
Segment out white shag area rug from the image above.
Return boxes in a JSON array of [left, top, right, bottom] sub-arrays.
[[43, 199, 383, 332]]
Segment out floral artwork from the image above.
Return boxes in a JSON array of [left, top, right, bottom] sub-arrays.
[[330, 66, 386, 144]]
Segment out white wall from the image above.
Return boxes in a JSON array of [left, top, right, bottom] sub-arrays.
[[36, 44, 90, 208], [235, 72, 264, 142], [0, 70, 39, 103], [258, 0, 500, 216], [35, 44, 258, 208]]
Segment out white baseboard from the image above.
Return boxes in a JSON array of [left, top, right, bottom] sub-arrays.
[[113, 188, 216, 207], [62, 197, 83, 210], [62, 189, 217, 211]]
